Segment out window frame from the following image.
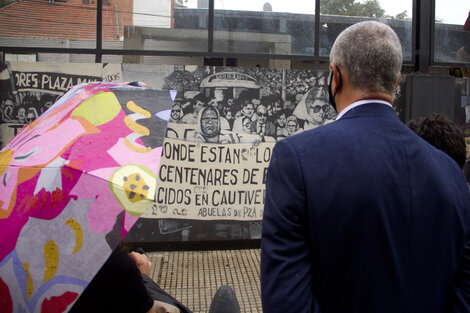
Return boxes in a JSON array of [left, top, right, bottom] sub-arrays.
[[0, 0, 468, 72]]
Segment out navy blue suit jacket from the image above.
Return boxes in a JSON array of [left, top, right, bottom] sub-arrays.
[[261, 102, 470, 313]]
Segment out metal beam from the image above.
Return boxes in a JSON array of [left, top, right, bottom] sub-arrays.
[[95, 0, 102, 63], [208, 0, 214, 53], [413, 0, 433, 73], [314, 0, 320, 67]]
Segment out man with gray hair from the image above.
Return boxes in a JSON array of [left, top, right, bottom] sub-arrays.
[[261, 21, 470, 313]]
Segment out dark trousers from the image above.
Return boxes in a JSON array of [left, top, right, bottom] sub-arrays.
[[141, 274, 192, 313]]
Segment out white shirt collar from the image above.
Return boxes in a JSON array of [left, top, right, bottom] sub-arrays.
[[335, 99, 392, 121]]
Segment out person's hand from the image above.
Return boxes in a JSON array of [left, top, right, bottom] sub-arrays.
[[153, 301, 180, 313], [129, 251, 151, 276], [154, 303, 168, 313], [147, 302, 170, 313]]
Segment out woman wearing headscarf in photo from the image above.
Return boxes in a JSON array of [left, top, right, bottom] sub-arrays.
[[192, 106, 238, 144], [170, 103, 184, 123], [285, 116, 303, 137], [292, 87, 337, 131]]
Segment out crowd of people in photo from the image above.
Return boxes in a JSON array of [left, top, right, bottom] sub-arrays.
[[0, 91, 58, 124], [168, 84, 338, 144]]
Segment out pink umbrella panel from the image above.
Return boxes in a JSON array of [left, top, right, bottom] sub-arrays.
[[0, 81, 173, 313]]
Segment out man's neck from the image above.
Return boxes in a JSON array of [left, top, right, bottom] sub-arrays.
[[335, 99, 393, 121], [337, 89, 393, 114]]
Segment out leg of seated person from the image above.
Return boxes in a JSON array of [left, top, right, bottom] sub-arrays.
[[131, 248, 240, 313], [141, 274, 193, 313]]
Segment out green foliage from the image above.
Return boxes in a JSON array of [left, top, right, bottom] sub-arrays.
[[393, 10, 409, 20], [321, 0, 356, 16], [351, 0, 385, 18], [321, 0, 387, 18]]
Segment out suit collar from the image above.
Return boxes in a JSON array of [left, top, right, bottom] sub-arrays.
[[336, 99, 392, 120]]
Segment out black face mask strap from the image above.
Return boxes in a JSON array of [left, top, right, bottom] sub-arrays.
[[328, 67, 342, 113]]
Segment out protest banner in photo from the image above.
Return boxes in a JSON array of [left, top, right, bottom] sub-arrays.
[[143, 138, 273, 221]]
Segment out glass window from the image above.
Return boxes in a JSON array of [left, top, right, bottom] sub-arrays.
[[106, 0, 208, 57], [0, 0, 99, 50], [434, 1, 469, 64], [212, 0, 316, 56], [319, 0, 412, 61]]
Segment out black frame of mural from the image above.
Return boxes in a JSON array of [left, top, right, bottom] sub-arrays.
[[0, 0, 468, 72]]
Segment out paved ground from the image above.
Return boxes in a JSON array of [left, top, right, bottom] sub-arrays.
[[148, 249, 262, 313]]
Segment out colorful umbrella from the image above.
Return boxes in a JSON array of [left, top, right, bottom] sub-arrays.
[[0, 81, 173, 312]]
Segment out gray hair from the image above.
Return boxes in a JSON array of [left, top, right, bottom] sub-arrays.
[[330, 21, 402, 95]]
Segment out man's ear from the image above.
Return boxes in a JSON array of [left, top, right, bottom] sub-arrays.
[[330, 64, 342, 93], [329, 63, 336, 73]]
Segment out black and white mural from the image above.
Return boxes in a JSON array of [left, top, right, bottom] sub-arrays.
[[3, 62, 463, 244]]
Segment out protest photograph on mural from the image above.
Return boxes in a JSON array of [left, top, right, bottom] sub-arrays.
[[129, 65, 339, 242]]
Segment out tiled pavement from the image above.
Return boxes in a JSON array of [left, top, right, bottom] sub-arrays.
[[148, 249, 262, 313]]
